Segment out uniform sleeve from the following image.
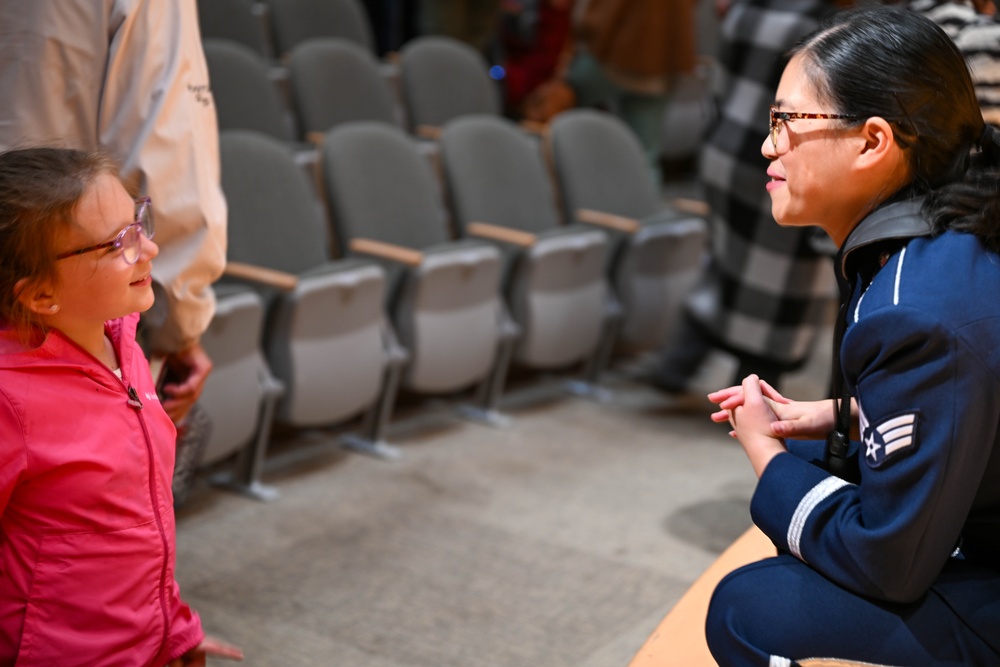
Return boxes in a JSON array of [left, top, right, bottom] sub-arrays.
[[101, 0, 227, 353], [750, 304, 1000, 603]]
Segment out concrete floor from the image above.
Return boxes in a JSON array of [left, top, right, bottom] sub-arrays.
[[174, 334, 832, 666]]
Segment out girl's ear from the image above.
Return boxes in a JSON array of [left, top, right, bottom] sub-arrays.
[[14, 278, 58, 316]]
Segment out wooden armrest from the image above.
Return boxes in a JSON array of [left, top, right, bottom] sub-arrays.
[[519, 119, 548, 136], [306, 131, 326, 147], [224, 261, 298, 291], [349, 237, 424, 267], [672, 197, 711, 217], [415, 125, 442, 140], [576, 208, 641, 234], [466, 221, 537, 248]]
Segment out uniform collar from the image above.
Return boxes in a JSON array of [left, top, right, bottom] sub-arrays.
[[837, 197, 934, 282]]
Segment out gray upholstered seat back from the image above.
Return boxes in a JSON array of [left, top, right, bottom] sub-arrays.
[[440, 115, 562, 235], [548, 109, 662, 221], [321, 121, 450, 252], [204, 39, 296, 142], [199, 287, 271, 466], [197, 0, 270, 58], [399, 36, 500, 130], [220, 129, 330, 274], [219, 130, 389, 429], [267, 0, 374, 57], [288, 38, 397, 138]]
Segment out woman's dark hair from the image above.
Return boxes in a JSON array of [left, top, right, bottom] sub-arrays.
[[792, 6, 1000, 250], [0, 147, 122, 335]]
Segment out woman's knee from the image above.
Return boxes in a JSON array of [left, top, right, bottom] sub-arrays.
[[705, 556, 806, 665]]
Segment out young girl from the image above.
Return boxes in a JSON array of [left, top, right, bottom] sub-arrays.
[[0, 148, 241, 665], [706, 7, 1000, 666]]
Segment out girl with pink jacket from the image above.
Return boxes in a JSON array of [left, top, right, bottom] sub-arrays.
[[0, 148, 241, 666]]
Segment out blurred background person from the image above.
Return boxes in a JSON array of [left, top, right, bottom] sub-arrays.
[[500, 0, 576, 118], [645, 0, 849, 394], [907, 0, 1000, 126], [419, 0, 505, 56], [563, 0, 700, 181]]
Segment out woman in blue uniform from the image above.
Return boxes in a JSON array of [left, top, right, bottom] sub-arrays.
[[705, 6, 1000, 666]]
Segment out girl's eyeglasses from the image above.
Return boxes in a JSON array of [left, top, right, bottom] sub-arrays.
[[769, 105, 858, 149], [55, 197, 154, 265]]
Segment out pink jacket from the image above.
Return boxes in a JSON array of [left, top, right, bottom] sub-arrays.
[[0, 314, 203, 666]]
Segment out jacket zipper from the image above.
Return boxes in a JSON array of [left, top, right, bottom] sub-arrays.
[[62, 328, 174, 653], [128, 388, 173, 655]]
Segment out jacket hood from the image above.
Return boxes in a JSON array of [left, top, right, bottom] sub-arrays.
[[0, 313, 140, 386]]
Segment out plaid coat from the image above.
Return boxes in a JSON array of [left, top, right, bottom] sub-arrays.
[[685, 0, 840, 366]]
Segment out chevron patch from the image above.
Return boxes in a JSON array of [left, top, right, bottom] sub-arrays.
[[861, 408, 918, 469]]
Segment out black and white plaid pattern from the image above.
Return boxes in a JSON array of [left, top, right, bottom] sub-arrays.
[[908, 0, 1000, 123], [686, 0, 839, 366]]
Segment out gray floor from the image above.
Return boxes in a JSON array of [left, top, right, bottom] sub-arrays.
[[174, 335, 832, 666]]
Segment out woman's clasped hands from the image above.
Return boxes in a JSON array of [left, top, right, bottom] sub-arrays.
[[708, 376, 838, 477]]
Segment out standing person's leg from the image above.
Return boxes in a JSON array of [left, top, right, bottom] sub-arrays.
[[564, 50, 620, 108], [619, 91, 669, 184], [733, 354, 786, 393], [707, 555, 1000, 667], [645, 314, 715, 392], [420, 0, 465, 39], [464, 0, 502, 55]]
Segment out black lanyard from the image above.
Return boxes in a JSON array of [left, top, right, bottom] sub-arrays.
[[826, 288, 856, 480]]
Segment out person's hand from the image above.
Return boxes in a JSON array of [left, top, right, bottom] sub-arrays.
[[716, 375, 787, 477], [159, 341, 213, 424], [167, 635, 243, 666], [709, 378, 837, 440]]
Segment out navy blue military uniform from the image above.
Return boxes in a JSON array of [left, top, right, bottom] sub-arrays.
[[706, 199, 1000, 666]]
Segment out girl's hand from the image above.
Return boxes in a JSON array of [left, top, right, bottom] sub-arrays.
[[168, 635, 244, 666]]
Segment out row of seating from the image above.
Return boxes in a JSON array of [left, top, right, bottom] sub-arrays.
[[197, 0, 376, 63], [204, 32, 504, 157], [196, 109, 708, 500]]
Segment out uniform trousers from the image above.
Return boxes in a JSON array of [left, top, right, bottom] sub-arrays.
[[706, 554, 1000, 666]]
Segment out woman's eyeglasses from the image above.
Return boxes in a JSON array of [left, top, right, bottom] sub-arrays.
[[769, 105, 858, 149], [55, 197, 155, 265]]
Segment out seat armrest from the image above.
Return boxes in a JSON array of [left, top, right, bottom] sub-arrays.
[[415, 124, 442, 140], [466, 221, 537, 248], [671, 197, 710, 217], [519, 119, 547, 136], [224, 261, 299, 291], [576, 208, 641, 234], [349, 237, 424, 267]]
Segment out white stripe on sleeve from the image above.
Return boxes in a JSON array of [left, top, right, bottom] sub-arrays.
[[787, 476, 852, 560]]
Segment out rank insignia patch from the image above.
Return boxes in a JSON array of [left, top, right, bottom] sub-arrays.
[[860, 406, 918, 469]]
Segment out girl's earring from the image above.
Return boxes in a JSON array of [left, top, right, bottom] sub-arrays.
[[48, 304, 60, 313]]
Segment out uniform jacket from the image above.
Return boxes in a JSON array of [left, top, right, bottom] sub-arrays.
[[686, 0, 839, 366], [0, 314, 203, 665], [751, 199, 1000, 652], [0, 0, 227, 352]]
